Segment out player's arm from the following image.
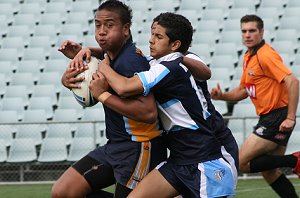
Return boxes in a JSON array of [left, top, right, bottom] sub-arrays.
[[182, 56, 211, 81], [58, 40, 102, 60], [283, 73, 299, 121], [211, 83, 248, 102], [278, 73, 299, 132], [58, 40, 82, 59], [103, 94, 157, 124], [89, 72, 157, 123], [98, 55, 144, 97]]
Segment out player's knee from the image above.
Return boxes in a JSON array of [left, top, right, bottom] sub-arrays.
[[51, 183, 66, 198], [262, 169, 281, 178], [239, 161, 250, 173]]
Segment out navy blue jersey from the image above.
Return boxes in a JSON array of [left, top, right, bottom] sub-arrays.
[[185, 52, 234, 144], [99, 39, 163, 142], [137, 52, 222, 165]]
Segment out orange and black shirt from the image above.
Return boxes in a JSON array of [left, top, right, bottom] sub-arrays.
[[240, 40, 292, 115]]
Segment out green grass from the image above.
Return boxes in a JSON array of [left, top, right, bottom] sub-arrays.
[[0, 178, 300, 197]]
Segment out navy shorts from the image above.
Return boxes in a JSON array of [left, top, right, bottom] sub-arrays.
[[157, 158, 235, 198], [253, 106, 293, 146], [74, 136, 167, 190]]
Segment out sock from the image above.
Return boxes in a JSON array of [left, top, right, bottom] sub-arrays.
[[250, 154, 297, 173], [270, 174, 298, 198], [86, 190, 114, 198]]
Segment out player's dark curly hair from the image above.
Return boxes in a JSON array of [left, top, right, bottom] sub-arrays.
[[154, 12, 193, 53], [240, 14, 264, 31], [97, 0, 132, 26]]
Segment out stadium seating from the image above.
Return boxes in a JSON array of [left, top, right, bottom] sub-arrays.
[[3, 85, 30, 106], [2, 36, 25, 58], [15, 124, 43, 145], [45, 123, 73, 145], [17, 60, 41, 81], [38, 137, 68, 162], [67, 137, 96, 161], [0, 139, 7, 162], [0, 3, 14, 24], [33, 24, 58, 45], [7, 138, 37, 163], [32, 85, 57, 106], [1, 97, 25, 120], [28, 96, 54, 119]]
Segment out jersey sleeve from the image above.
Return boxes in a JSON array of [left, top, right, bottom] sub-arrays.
[[137, 63, 170, 96], [118, 49, 150, 77], [185, 52, 206, 64], [260, 48, 292, 83]]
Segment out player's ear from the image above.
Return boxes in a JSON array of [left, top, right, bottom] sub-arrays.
[[123, 23, 130, 38], [171, 40, 181, 52]]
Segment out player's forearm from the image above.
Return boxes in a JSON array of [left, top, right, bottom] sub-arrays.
[[102, 94, 158, 124], [183, 57, 211, 80], [222, 86, 248, 102], [100, 64, 144, 97], [286, 74, 299, 120], [88, 47, 103, 59]]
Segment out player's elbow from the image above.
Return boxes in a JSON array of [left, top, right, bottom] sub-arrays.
[[115, 87, 131, 98], [204, 70, 212, 80], [143, 110, 158, 124]]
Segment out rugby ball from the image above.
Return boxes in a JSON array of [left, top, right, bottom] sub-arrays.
[[71, 56, 100, 107]]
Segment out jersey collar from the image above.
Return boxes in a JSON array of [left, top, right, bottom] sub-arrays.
[[249, 39, 265, 56]]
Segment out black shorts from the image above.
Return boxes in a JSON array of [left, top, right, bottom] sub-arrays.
[[253, 106, 292, 146], [73, 136, 167, 190]]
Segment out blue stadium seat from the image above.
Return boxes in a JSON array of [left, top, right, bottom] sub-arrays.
[[17, 60, 41, 79], [28, 96, 54, 119], [15, 124, 43, 145], [2, 36, 25, 58], [67, 137, 96, 162], [7, 138, 37, 163], [38, 137, 68, 162], [13, 14, 37, 34], [0, 139, 7, 162]]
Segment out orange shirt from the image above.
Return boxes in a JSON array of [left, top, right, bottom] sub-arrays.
[[240, 40, 291, 115]]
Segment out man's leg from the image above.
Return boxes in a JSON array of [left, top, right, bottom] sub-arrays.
[[262, 169, 298, 198], [127, 169, 178, 198], [261, 146, 298, 198], [239, 133, 282, 172], [52, 156, 115, 198], [52, 167, 92, 198], [239, 134, 298, 198]]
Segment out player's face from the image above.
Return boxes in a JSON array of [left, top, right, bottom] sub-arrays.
[[149, 24, 175, 59], [94, 10, 130, 58], [241, 21, 264, 50]]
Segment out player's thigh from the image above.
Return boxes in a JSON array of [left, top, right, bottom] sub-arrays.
[[127, 169, 178, 198], [239, 133, 278, 164], [52, 166, 91, 197]]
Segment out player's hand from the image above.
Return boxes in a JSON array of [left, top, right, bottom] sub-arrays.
[[279, 118, 296, 132], [210, 83, 223, 100], [68, 47, 92, 70], [98, 53, 111, 72], [58, 40, 82, 59], [89, 72, 110, 99], [61, 66, 86, 89]]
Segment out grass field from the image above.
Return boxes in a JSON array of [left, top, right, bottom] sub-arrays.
[[1, 177, 300, 198]]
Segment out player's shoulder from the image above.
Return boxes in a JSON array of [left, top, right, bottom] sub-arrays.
[[259, 43, 281, 62]]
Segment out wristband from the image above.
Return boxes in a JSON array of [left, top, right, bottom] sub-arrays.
[[97, 92, 112, 103], [287, 117, 296, 122]]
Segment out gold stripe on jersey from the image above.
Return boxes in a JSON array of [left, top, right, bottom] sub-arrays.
[[126, 118, 162, 142]]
